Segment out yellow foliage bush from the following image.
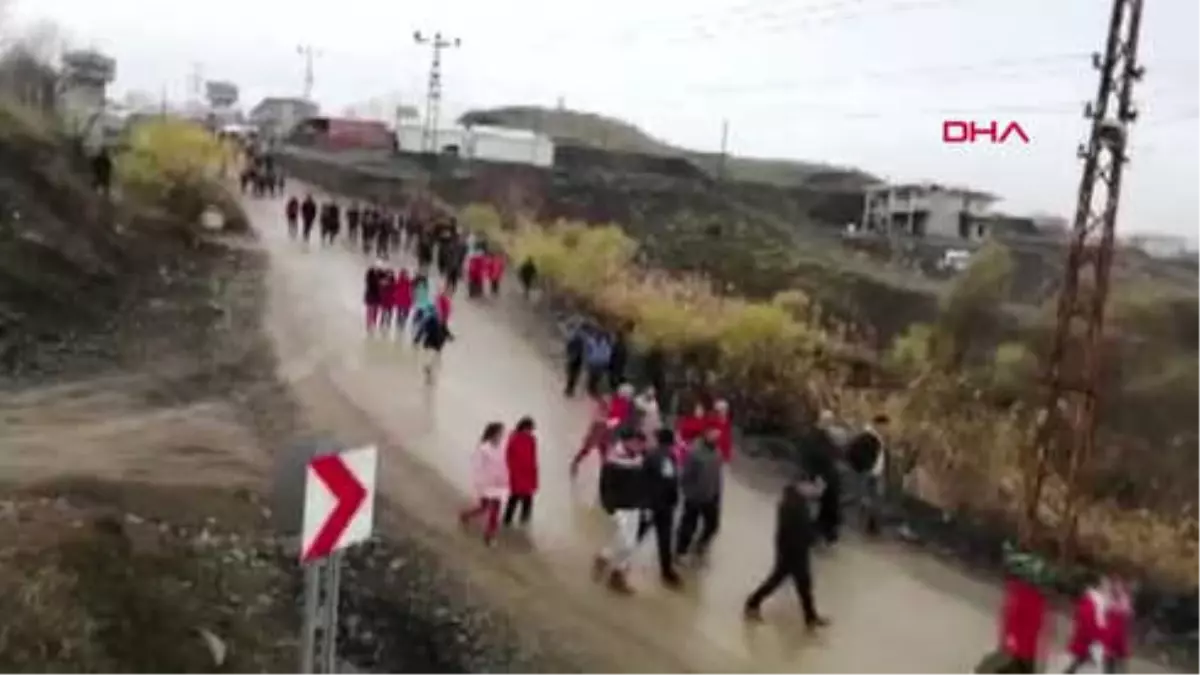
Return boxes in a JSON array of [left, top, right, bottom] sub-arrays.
[[460, 202, 1198, 588], [116, 118, 234, 216]]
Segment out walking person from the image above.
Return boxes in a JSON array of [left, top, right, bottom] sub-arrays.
[[845, 415, 889, 535], [285, 195, 299, 239], [636, 427, 683, 588], [635, 386, 664, 437], [378, 270, 396, 334], [517, 257, 537, 298], [346, 202, 361, 244], [467, 249, 487, 298], [416, 309, 454, 384], [743, 476, 830, 630], [706, 398, 735, 464], [503, 417, 539, 529], [676, 401, 709, 447], [583, 329, 613, 396], [563, 321, 586, 397], [487, 250, 506, 296], [391, 268, 414, 336], [459, 422, 508, 546], [974, 550, 1051, 673], [593, 428, 648, 594], [570, 394, 612, 479], [363, 265, 384, 333], [608, 328, 629, 392], [675, 425, 724, 564], [1070, 571, 1113, 672], [805, 410, 844, 546], [300, 194, 317, 243]]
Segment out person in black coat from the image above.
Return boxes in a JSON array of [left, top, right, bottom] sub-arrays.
[[803, 410, 843, 545], [608, 329, 629, 391], [636, 428, 683, 587], [563, 322, 586, 397], [743, 477, 830, 629], [300, 194, 317, 243]]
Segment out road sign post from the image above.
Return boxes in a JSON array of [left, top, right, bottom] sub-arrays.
[[286, 443, 378, 674]]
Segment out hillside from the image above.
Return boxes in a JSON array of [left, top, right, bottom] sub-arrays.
[[458, 105, 880, 189]]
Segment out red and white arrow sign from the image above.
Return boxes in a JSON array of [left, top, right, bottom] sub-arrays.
[[300, 445, 378, 563]]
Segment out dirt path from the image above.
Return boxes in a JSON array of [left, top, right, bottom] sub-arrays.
[[248, 191, 1171, 674]]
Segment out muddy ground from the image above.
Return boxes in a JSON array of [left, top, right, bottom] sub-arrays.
[[0, 221, 594, 672]]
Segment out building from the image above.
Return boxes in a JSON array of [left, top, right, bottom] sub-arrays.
[[58, 49, 116, 151], [1128, 233, 1193, 259], [249, 96, 319, 140], [395, 123, 554, 167], [289, 117, 396, 152], [861, 182, 999, 242]]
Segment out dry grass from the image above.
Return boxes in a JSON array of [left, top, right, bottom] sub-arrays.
[[464, 203, 1199, 590]]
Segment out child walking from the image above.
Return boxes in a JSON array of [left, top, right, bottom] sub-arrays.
[[503, 417, 539, 528], [459, 422, 508, 546]]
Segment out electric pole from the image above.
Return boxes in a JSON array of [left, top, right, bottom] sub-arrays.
[[717, 118, 730, 184], [297, 45, 321, 102], [413, 31, 461, 153], [1019, 0, 1145, 560]]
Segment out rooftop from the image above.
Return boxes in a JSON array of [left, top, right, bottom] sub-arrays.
[[867, 181, 998, 202]]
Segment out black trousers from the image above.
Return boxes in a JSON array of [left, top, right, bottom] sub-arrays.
[[636, 506, 676, 578], [564, 358, 582, 395], [815, 472, 841, 543], [745, 553, 818, 623], [503, 494, 533, 526], [676, 499, 720, 556], [584, 364, 606, 396]]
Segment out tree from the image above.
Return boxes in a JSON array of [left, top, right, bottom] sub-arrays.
[[932, 241, 1015, 370]]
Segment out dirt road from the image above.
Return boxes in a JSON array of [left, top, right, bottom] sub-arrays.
[[248, 193, 1168, 673]]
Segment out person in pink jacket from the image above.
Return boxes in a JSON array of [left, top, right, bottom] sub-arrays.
[[459, 421, 509, 545]]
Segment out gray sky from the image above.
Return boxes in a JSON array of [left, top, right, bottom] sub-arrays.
[[14, 0, 1198, 238]]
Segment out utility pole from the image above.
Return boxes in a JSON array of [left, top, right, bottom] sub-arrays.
[[297, 45, 321, 102], [413, 31, 461, 153], [1019, 0, 1144, 560], [717, 118, 730, 184]]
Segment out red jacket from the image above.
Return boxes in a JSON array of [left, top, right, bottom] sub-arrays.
[[1103, 588, 1132, 660], [392, 273, 413, 309], [1068, 589, 1104, 660], [607, 395, 632, 429], [1000, 579, 1048, 662], [676, 414, 708, 445], [705, 411, 734, 462], [467, 255, 487, 282], [488, 254, 506, 281], [505, 430, 539, 495], [435, 293, 451, 323]]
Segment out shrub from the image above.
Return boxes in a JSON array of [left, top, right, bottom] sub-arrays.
[[116, 118, 234, 220], [461, 202, 1199, 590]]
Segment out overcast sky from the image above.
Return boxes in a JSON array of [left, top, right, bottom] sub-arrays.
[[12, 0, 1198, 239]]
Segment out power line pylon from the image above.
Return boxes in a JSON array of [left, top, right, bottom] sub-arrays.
[[297, 45, 321, 102], [1019, 0, 1145, 560], [413, 31, 461, 153]]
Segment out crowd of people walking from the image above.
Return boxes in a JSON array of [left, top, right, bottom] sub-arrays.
[[266, 180, 1134, 673]]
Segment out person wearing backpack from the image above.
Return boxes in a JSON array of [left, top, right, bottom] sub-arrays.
[[844, 415, 889, 535]]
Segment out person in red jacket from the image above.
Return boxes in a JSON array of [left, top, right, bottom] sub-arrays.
[[676, 402, 709, 447], [571, 394, 611, 478], [607, 383, 635, 432], [1101, 579, 1133, 673], [435, 284, 453, 327], [467, 252, 487, 298], [993, 557, 1051, 672], [488, 252, 506, 296], [378, 270, 396, 332], [1070, 576, 1104, 667], [705, 398, 735, 463], [391, 268, 414, 335], [503, 416, 539, 528]]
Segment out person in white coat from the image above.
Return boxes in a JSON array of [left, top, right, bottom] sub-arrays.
[[635, 386, 663, 436]]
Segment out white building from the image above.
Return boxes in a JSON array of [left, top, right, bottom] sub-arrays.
[[249, 96, 319, 140], [395, 123, 554, 167], [861, 182, 999, 242], [1127, 233, 1193, 259]]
